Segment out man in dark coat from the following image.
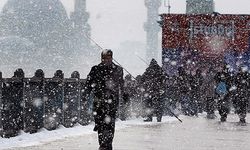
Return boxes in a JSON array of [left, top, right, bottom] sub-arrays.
[[204, 67, 217, 119], [214, 65, 231, 122], [190, 69, 203, 115], [84, 49, 124, 150], [141, 59, 166, 122], [177, 67, 192, 116], [120, 74, 135, 120], [234, 67, 249, 124], [134, 75, 145, 117]]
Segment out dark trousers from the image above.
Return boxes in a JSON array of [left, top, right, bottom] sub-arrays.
[[146, 110, 163, 122], [217, 94, 230, 120], [206, 97, 216, 115], [97, 121, 115, 150], [191, 92, 201, 114], [145, 97, 163, 122], [234, 96, 248, 119]]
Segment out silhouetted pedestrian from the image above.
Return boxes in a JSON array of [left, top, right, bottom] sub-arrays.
[[83, 49, 124, 150]]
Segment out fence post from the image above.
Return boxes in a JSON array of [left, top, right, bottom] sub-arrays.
[[63, 71, 80, 128]]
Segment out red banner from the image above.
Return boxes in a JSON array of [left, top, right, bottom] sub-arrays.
[[161, 14, 250, 57]]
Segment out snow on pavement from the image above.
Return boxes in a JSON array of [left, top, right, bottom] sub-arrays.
[[0, 116, 177, 150], [1, 114, 250, 150]]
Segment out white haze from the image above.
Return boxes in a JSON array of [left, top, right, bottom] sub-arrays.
[[0, 0, 249, 77]]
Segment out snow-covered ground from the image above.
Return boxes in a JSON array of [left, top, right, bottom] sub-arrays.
[[0, 116, 177, 150], [1, 113, 250, 150]]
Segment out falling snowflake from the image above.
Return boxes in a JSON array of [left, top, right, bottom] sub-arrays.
[[104, 116, 111, 124], [33, 98, 42, 107]]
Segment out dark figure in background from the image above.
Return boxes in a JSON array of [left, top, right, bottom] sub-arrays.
[[84, 49, 124, 150], [165, 75, 179, 116], [189, 73, 198, 116], [121, 74, 135, 120], [203, 67, 217, 119], [234, 68, 249, 124], [141, 59, 166, 122], [214, 65, 231, 122], [177, 67, 192, 116], [191, 69, 204, 115], [134, 75, 145, 117]]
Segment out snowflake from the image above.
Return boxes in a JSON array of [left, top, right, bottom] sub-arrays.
[[33, 98, 42, 107], [104, 116, 111, 124], [170, 61, 177, 66], [107, 99, 112, 104]]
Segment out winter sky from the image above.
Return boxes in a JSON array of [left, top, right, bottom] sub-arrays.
[[0, 0, 249, 50], [0, 0, 250, 76]]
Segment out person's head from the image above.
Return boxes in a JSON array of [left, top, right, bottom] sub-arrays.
[[149, 58, 158, 66], [101, 49, 113, 65]]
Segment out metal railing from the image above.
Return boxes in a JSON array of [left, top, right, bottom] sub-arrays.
[[0, 70, 91, 138]]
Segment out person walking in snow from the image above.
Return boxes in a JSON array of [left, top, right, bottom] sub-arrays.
[[141, 59, 166, 122], [177, 67, 193, 116], [234, 67, 249, 124], [134, 75, 145, 117], [214, 64, 231, 122], [83, 49, 124, 150], [120, 74, 135, 120], [203, 67, 217, 119], [193, 69, 204, 113]]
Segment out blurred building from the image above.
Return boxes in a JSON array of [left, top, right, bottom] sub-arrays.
[[0, 0, 97, 77], [186, 0, 214, 14], [144, 0, 161, 63]]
